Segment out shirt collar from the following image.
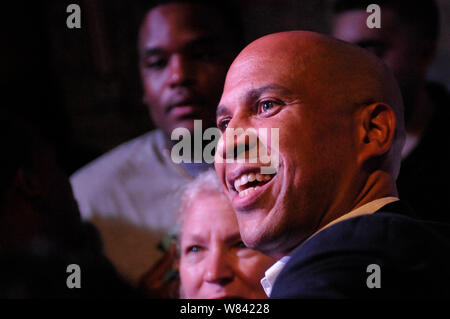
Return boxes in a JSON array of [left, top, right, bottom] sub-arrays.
[[260, 256, 291, 297], [307, 196, 399, 241], [260, 196, 399, 297]]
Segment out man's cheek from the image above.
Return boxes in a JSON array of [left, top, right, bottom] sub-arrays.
[[214, 162, 227, 191]]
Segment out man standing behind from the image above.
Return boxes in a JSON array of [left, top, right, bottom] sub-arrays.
[[215, 31, 450, 298], [331, 0, 450, 222], [71, 0, 242, 285]]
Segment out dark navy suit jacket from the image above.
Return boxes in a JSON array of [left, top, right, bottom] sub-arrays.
[[271, 201, 450, 298]]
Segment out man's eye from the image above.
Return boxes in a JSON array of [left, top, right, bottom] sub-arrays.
[[145, 59, 166, 69], [258, 100, 283, 116], [189, 46, 220, 62], [191, 51, 214, 61], [217, 118, 230, 132], [261, 101, 275, 112]]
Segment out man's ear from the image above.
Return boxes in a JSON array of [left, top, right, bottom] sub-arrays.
[[13, 167, 42, 198], [357, 102, 396, 165]]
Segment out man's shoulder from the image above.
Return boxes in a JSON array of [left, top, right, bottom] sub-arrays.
[[293, 211, 450, 264], [71, 130, 163, 183], [69, 130, 170, 216], [272, 210, 450, 298]]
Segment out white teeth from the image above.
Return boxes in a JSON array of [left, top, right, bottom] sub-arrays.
[[239, 187, 255, 197], [233, 172, 275, 196], [256, 173, 264, 182], [234, 179, 240, 191]]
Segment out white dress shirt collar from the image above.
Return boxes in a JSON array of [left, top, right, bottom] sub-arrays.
[[260, 256, 291, 297]]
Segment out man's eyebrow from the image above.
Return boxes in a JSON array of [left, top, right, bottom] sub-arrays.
[[141, 47, 164, 59], [216, 84, 293, 118], [184, 36, 220, 50], [247, 84, 293, 100], [216, 104, 229, 118], [141, 35, 220, 59]]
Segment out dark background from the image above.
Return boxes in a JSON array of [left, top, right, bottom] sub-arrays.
[[3, 0, 449, 174]]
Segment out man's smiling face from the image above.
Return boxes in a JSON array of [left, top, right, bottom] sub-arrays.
[[214, 33, 360, 257]]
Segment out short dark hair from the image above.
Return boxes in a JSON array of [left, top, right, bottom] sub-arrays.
[[137, 0, 245, 50], [332, 0, 440, 44]]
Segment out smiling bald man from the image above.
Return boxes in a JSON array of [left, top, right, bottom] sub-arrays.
[[215, 31, 450, 298]]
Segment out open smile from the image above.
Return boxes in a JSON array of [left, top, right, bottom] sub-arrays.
[[227, 169, 278, 211]]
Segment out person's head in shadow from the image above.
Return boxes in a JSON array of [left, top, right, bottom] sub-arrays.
[[0, 110, 136, 297], [0, 109, 85, 251], [178, 170, 275, 299], [331, 0, 440, 123], [138, 0, 244, 150]]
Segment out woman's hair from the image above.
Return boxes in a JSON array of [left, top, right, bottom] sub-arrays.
[[177, 169, 228, 233]]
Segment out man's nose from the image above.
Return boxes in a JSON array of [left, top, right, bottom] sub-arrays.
[[216, 126, 258, 162], [203, 249, 234, 286], [168, 54, 195, 88]]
